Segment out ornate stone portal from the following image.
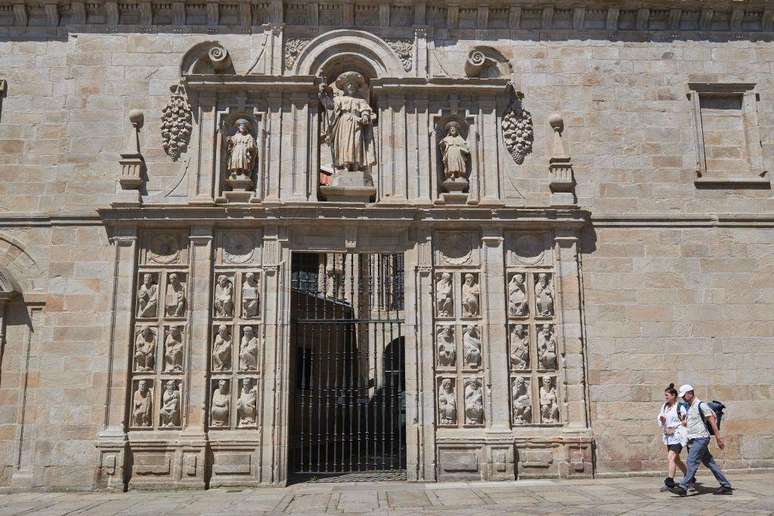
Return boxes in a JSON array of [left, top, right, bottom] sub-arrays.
[[96, 29, 591, 490]]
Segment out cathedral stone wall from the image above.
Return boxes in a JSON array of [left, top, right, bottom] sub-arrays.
[[0, 0, 772, 489]]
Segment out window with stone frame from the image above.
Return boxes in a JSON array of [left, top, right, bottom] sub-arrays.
[[209, 231, 263, 430], [129, 231, 190, 431], [689, 82, 768, 187], [505, 233, 561, 427]]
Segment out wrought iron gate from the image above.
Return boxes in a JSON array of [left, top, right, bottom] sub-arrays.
[[290, 252, 406, 478]]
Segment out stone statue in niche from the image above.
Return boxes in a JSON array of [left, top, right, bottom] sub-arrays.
[[214, 275, 234, 318], [436, 326, 456, 368], [237, 379, 257, 426], [319, 71, 376, 174], [136, 273, 158, 318], [540, 376, 560, 423], [512, 377, 532, 424], [535, 273, 554, 317], [164, 325, 184, 372], [159, 380, 180, 427], [211, 379, 230, 427], [132, 380, 153, 427], [508, 273, 528, 317], [440, 120, 470, 192], [435, 272, 453, 317], [461, 273, 480, 317], [226, 119, 256, 179], [239, 326, 258, 371], [438, 379, 457, 425], [165, 273, 186, 317], [510, 324, 529, 370], [212, 324, 232, 371], [134, 325, 156, 372], [464, 379, 484, 425], [241, 272, 260, 318], [537, 324, 558, 370], [463, 325, 482, 369]]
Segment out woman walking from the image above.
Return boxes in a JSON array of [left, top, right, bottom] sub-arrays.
[[657, 383, 688, 488]]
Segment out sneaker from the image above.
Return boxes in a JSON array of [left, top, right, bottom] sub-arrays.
[[669, 486, 688, 496], [664, 477, 675, 489], [713, 486, 733, 495]]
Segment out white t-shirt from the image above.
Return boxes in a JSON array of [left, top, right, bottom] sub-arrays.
[[657, 403, 687, 445], [685, 398, 715, 440]]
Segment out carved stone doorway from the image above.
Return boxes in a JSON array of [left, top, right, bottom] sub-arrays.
[[289, 252, 406, 481]]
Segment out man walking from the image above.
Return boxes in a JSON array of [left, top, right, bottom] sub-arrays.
[[669, 384, 733, 496]]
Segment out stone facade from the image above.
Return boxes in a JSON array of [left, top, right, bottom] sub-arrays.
[[0, 0, 772, 490]]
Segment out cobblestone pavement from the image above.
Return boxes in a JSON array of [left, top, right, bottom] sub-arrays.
[[2, 472, 774, 515]]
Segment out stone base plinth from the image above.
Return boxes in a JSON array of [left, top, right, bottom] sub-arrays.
[[320, 170, 376, 202]]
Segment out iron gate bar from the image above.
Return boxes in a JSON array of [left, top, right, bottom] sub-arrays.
[[290, 252, 406, 476]]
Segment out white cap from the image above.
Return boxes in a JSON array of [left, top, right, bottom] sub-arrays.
[[678, 384, 694, 398]]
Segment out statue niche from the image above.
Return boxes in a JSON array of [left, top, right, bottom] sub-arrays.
[[436, 117, 473, 202], [318, 71, 377, 202], [222, 117, 258, 200]]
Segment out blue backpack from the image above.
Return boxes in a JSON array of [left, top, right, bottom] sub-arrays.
[[698, 400, 726, 435]]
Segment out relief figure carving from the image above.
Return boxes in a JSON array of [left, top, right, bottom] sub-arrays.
[[509, 324, 529, 370], [134, 325, 156, 372], [212, 324, 232, 372], [239, 326, 258, 371], [438, 379, 457, 425], [319, 71, 376, 174], [436, 326, 456, 368], [237, 379, 257, 426], [464, 379, 484, 425], [159, 380, 180, 427], [461, 273, 480, 317], [463, 325, 482, 369], [164, 325, 184, 372], [435, 272, 453, 317], [537, 324, 558, 370], [165, 273, 186, 317], [535, 273, 554, 317], [137, 273, 158, 318], [540, 376, 560, 423], [241, 272, 260, 318], [211, 379, 230, 427], [440, 121, 470, 192], [508, 273, 528, 317], [226, 118, 257, 181], [132, 380, 153, 427], [512, 377, 532, 424], [214, 274, 234, 318]]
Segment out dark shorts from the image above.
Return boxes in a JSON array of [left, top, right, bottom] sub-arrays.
[[666, 443, 683, 453]]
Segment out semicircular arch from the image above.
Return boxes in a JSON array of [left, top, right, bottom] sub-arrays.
[[293, 30, 406, 78]]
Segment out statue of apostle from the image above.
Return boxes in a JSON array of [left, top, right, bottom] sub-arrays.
[[226, 118, 257, 180], [440, 121, 470, 180], [319, 71, 376, 173]]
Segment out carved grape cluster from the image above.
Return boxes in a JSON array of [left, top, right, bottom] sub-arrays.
[[161, 82, 193, 161], [501, 91, 534, 165]]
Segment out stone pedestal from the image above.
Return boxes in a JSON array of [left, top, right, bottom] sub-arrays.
[[224, 176, 254, 203], [319, 170, 376, 202]]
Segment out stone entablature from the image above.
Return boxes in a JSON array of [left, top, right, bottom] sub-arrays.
[[2, 1, 772, 34]]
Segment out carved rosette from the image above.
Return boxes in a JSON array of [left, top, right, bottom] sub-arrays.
[[501, 85, 534, 165], [284, 38, 309, 71], [161, 82, 193, 161], [387, 39, 414, 72]]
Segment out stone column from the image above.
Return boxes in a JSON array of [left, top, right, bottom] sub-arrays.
[[404, 228, 436, 481], [177, 225, 213, 488], [96, 227, 137, 490], [479, 97, 501, 204], [554, 227, 592, 478], [481, 228, 514, 480]]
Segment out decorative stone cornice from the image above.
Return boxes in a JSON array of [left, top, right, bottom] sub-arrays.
[[1, 1, 772, 35]]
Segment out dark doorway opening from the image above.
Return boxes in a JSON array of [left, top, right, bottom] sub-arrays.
[[289, 252, 406, 481]]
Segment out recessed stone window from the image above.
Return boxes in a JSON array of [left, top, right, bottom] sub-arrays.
[[689, 82, 769, 187]]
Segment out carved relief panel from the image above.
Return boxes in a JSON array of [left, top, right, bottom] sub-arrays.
[[505, 232, 561, 426], [130, 231, 190, 430], [433, 232, 484, 428], [208, 230, 263, 429]]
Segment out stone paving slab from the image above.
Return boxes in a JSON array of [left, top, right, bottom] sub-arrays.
[[2, 472, 774, 515]]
